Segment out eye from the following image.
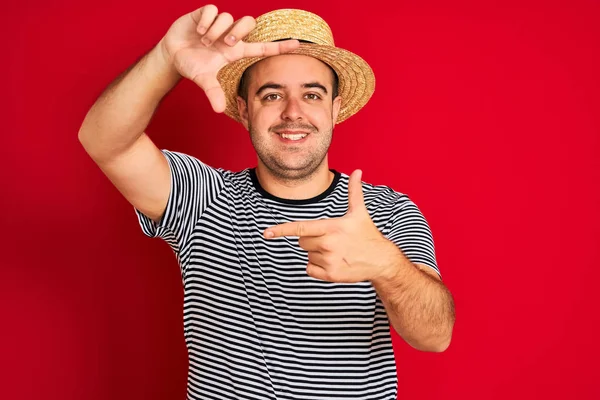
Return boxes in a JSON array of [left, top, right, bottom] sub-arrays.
[[305, 93, 322, 100], [263, 93, 282, 101]]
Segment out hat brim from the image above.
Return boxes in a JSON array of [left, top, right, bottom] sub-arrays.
[[217, 43, 375, 124]]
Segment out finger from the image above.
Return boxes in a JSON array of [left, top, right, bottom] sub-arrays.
[[307, 251, 334, 267], [306, 262, 329, 281], [347, 169, 366, 214], [193, 75, 226, 113], [264, 219, 329, 239], [202, 12, 234, 46], [194, 5, 219, 36], [300, 235, 337, 252], [298, 236, 323, 252], [204, 86, 226, 113], [223, 15, 256, 46], [242, 39, 300, 58]]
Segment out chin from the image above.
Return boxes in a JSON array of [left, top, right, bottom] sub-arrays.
[[274, 167, 311, 180], [268, 161, 321, 181]]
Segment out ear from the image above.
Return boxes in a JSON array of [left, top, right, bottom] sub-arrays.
[[236, 96, 250, 130], [332, 95, 342, 124]]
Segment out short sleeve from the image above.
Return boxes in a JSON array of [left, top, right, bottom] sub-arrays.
[[135, 150, 224, 253], [386, 197, 441, 277]]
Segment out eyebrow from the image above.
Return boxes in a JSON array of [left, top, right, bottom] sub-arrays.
[[255, 82, 328, 96]]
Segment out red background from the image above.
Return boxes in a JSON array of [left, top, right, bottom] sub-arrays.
[[2, 0, 599, 399]]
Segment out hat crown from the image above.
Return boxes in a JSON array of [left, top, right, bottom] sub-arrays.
[[246, 9, 335, 46]]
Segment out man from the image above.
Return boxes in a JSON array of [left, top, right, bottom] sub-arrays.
[[79, 5, 455, 400]]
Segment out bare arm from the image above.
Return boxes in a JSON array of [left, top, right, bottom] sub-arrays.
[[78, 5, 300, 222], [372, 251, 455, 352], [78, 41, 179, 221], [264, 170, 456, 352]]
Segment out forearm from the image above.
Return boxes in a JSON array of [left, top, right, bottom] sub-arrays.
[[78, 40, 181, 162], [372, 244, 455, 352]]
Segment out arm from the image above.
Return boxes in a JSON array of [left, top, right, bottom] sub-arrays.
[[371, 245, 455, 352], [78, 41, 179, 221], [264, 169, 456, 352], [78, 5, 300, 222]]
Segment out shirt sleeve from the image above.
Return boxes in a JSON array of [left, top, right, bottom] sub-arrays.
[[135, 149, 224, 254], [386, 196, 441, 277]]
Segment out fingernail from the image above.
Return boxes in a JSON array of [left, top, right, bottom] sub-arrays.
[[227, 35, 236, 45], [198, 26, 207, 35], [265, 231, 274, 239], [202, 37, 211, 46]]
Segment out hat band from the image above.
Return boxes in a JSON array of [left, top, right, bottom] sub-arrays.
[[274, 38, 316, 44]]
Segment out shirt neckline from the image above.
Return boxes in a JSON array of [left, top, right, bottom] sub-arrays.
[[249, 168, 341, 205]]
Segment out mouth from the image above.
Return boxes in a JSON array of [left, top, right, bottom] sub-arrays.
[[274, 130, 310, 143]]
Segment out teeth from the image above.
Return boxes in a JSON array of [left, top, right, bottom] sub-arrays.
[[281, 133, 307, 140]]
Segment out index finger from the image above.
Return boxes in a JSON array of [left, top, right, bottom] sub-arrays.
[[243, 39, 300, 58], [264, 219, 329, 239]]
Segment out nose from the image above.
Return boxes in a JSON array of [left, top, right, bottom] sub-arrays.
[[281, 97, 304, 121]]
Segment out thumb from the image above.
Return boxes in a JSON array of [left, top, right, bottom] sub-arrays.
[[347, 169, 366, 214], [194, 74, 226, 113]]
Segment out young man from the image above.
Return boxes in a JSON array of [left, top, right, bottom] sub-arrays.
[[78, 5, 455, 400]]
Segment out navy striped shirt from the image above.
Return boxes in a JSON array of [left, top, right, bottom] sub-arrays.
[[136, 150, 440, 400]]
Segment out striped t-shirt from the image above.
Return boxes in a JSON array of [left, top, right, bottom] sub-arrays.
[[135, 150, 440, 400]]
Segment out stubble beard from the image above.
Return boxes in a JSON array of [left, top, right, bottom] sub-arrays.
[[249, 121, 334, 182]]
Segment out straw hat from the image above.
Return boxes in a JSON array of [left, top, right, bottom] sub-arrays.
[[217, 9, 375, 124]]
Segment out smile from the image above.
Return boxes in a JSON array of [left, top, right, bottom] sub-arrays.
[[278, 132, 308, 141]]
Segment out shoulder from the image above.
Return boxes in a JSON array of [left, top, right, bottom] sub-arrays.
[[160, 149, 247, 179]]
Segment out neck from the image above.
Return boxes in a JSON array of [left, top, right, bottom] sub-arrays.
[[255, 159, 334, 200]]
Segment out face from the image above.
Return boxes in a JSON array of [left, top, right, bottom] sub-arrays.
[[237, 55, 342, 181]]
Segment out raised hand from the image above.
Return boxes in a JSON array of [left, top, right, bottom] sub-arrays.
[[158, 4, 300, 112], [264, 170, 401, 283]]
